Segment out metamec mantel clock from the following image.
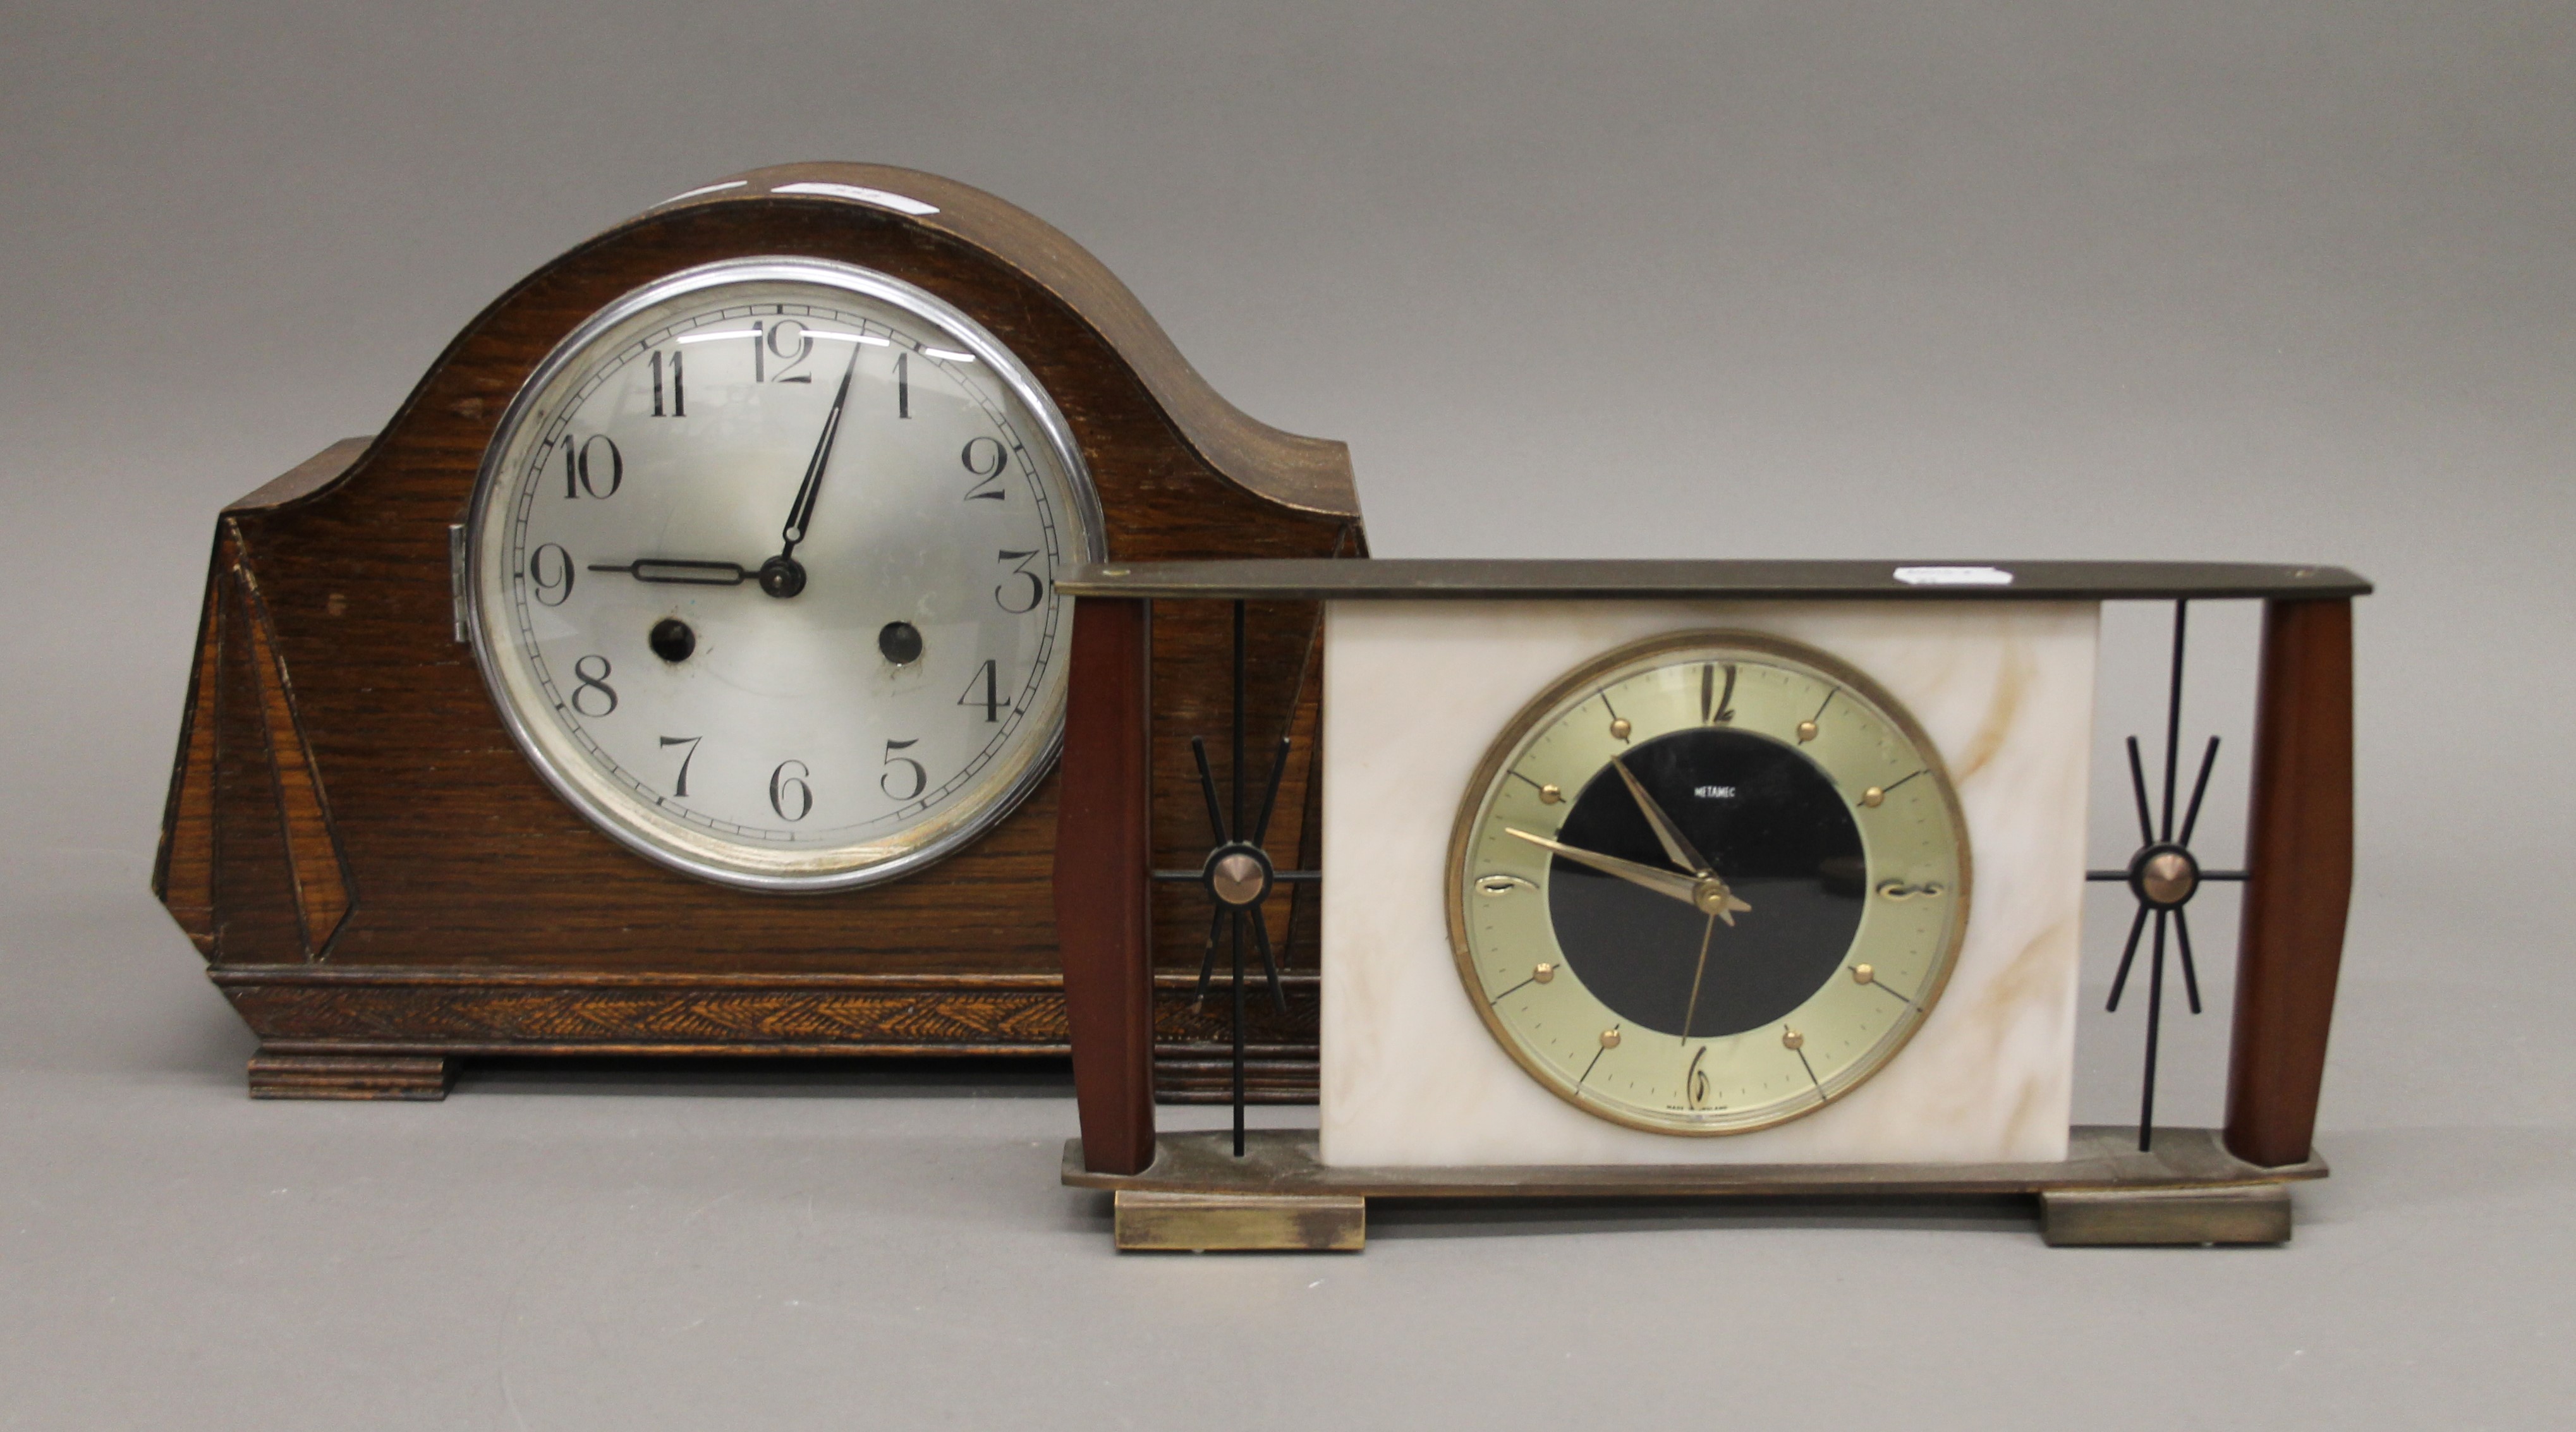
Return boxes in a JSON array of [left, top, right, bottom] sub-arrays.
[[1053, 558, 2369, 1250], [154, 164, 1359, 1098]]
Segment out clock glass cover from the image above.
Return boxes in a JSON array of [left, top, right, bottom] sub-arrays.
[[465, 257, 1102, 890], [1448, 632, 1971, 1133]]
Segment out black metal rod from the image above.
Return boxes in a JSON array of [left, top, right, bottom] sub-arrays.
[[2160, 601, 2188, 842], [2106, 901, 2149, 1011], [2139, 909, 2168, 1152], [1230, 909, 1247, 1158], [1252, 734, 1294, 846], [1191, 902, 1225, 1007], [1251, 910, 1287, 1014], [2124, 736, 2156, 848], [2178, 734, 2221, 846], [1187, 736, 1229, 844], [2174, 906, 2204, 1015], [1155, 868, 1321, 882], [1230, 598, 1248, 1158], [1231, 600, 1246, 842]]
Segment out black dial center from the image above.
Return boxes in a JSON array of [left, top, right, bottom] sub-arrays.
[[878, 621, 924, 665], [756, 555, 807, 599], [1548, 727, 1864, 1039], [648, 617, 695, 664]]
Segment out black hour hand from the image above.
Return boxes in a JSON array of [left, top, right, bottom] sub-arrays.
[[586, 558, 754, 586]]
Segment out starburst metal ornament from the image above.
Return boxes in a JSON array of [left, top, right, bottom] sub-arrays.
[[1149, 601, 1319, 1157], [2089, 601, 2246, 1151]]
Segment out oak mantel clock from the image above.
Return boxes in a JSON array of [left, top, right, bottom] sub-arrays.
[[153, 164, 1358, 1098], [1054, 558, 2367, 1249]]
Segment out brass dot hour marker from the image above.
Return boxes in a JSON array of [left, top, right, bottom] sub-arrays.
[[1851, 964, 1874, 985], [1781, 1027, 1804, 1051], [1540, 784, 1563, 804], [1600, 1028, 1622, 1049], [1796, 720, 1818, 743], [1534, 962, 1555, 985], [1861, 786, 1885, 808], [1610, 717, 1631, 740]]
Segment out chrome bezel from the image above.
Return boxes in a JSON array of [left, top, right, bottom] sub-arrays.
[[463, 256, 1104, 893]]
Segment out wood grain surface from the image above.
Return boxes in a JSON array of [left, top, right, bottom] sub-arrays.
[[2223, 597, 2355, 1167], [152, 164, 1361, 1096]]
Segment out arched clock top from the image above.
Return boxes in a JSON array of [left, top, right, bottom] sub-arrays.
[[223, 162, 1361, 530]]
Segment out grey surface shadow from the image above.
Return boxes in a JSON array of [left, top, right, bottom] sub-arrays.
[[2302, 1124, 2576, 1220], [451, 1053, 1079, 1099]]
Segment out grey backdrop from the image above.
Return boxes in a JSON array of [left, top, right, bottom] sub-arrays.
[[3, 3, 2568, 1428]]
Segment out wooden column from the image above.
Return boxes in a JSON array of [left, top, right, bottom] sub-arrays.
[[2223, 598, 2355, 1168], [1055, 596, 1159, 1175]]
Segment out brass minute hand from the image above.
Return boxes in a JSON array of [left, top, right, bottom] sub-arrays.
[[1505, 827, 1754, 925], [1610, 756, 1715, 877]]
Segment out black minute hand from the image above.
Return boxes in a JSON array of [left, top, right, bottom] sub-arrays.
[[779, 344, 864, 545]]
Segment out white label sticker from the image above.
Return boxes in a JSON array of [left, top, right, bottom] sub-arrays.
[[1893, 566, 2014, 586], [771, 181, 940, 215]]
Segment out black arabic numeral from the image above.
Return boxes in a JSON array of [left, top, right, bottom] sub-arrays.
[[650, 349, 684, 416], [957, 659, 1005, 722], [763, 318, 813, 383], [961, 436, 1007, 501], [993, 549, 1043, 614], [570, 655, 617, 717], [768, 760, 813, 822], [561, 434, 622, 498], [659, 736, 702, 798], [528, 543, 576, 606], [880, 739, 927, 801]]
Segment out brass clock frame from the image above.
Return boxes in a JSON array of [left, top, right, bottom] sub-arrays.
[[1443, 629, 1974, 1136]]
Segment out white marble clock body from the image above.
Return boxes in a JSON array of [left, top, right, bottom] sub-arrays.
[[1318, 598, 2099, 1167]]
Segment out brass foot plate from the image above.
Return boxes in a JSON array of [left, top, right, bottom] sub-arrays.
[[1114, 1190, 1366, 1252], [2039, 1183, 2293, 1246]]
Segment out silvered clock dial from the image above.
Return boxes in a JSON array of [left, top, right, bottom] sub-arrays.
[[464, 257, 1103, 890], [1448, 632, 1971, 1134]]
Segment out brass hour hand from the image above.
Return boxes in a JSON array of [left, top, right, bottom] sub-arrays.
[[1610, 756, 1715, 878], [1505, 827, 1751, 923]]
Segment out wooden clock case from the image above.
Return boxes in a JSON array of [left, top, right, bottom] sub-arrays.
[[152, 164, 1359, 1099]]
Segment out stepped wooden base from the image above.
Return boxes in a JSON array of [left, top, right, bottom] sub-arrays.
[[247, 1051, 455, 1100], [208, 968, 1320, 1101], [1065, 1126, 2324, 1251]]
